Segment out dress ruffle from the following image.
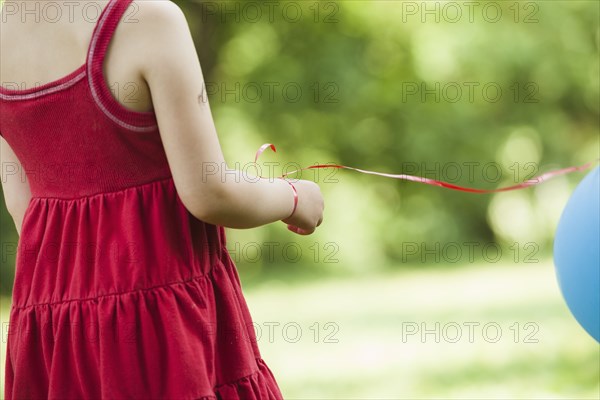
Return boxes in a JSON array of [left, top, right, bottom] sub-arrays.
[[5, 178, 284, 399], [213, 359, 283, 400]]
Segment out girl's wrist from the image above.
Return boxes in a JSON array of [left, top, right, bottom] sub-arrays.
[[281, 179, 298, 220]]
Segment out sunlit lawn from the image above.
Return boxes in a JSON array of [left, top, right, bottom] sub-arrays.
[[246, 261, 599, 399], [1, 261, 598, 399]]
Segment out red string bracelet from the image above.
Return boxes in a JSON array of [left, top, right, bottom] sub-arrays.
[[281, 179, 298, 219], [254, 147, 299, 220]]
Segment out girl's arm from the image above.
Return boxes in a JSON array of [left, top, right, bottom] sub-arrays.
[[133, 2, 323, 233], [0, 135, 32, 236]]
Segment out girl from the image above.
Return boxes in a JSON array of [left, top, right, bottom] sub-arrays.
[[0, 0, 324, 398]]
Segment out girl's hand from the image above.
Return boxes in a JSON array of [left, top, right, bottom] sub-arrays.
[[281, 180, 324, 235]]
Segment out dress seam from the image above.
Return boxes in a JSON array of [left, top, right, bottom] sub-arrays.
[[178, 358, 273, 400], [12, 271, 211, 311], [87, 0, 158, 133], [213, 358, 268, 390], [0, 69, 87, 100], [30, 175, 174, 201]]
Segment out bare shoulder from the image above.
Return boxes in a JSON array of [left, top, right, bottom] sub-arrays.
[[111, 0, 194, 81], [115, 0, 189, 48], [124, 0, 189, 31], [118, 0, 197, 81], [118, 0, 192, 60]]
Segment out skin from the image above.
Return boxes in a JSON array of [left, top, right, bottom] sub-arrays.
[[0, 0, 324, 236]]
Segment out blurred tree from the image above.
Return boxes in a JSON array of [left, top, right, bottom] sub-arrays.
[[1, 1, 598, 294]]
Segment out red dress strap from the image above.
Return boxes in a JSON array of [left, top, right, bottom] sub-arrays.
[[86, 0, 158, 132]]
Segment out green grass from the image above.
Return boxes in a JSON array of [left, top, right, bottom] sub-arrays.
[[243, 261, 599, 399], [1, 261, 599, 399]]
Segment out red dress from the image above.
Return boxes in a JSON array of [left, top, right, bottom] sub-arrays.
[[0, 0, 284, 398]]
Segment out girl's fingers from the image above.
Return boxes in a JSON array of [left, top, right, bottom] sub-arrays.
[[287, 225, 315, 235]]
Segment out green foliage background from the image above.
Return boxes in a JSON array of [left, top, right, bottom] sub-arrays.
[[171, 0, 598, 277], [1, 0, 598, 289]]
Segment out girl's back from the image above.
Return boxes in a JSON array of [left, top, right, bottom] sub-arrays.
[[0, 0, 153, 112]]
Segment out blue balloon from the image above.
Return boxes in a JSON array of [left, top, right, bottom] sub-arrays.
[[553, 166, 599, 342]]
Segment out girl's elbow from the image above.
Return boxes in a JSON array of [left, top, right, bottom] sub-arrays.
[[178, 181, 233, 223]]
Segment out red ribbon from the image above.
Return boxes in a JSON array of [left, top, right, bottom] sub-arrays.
[[255, 143, 598, 194]]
